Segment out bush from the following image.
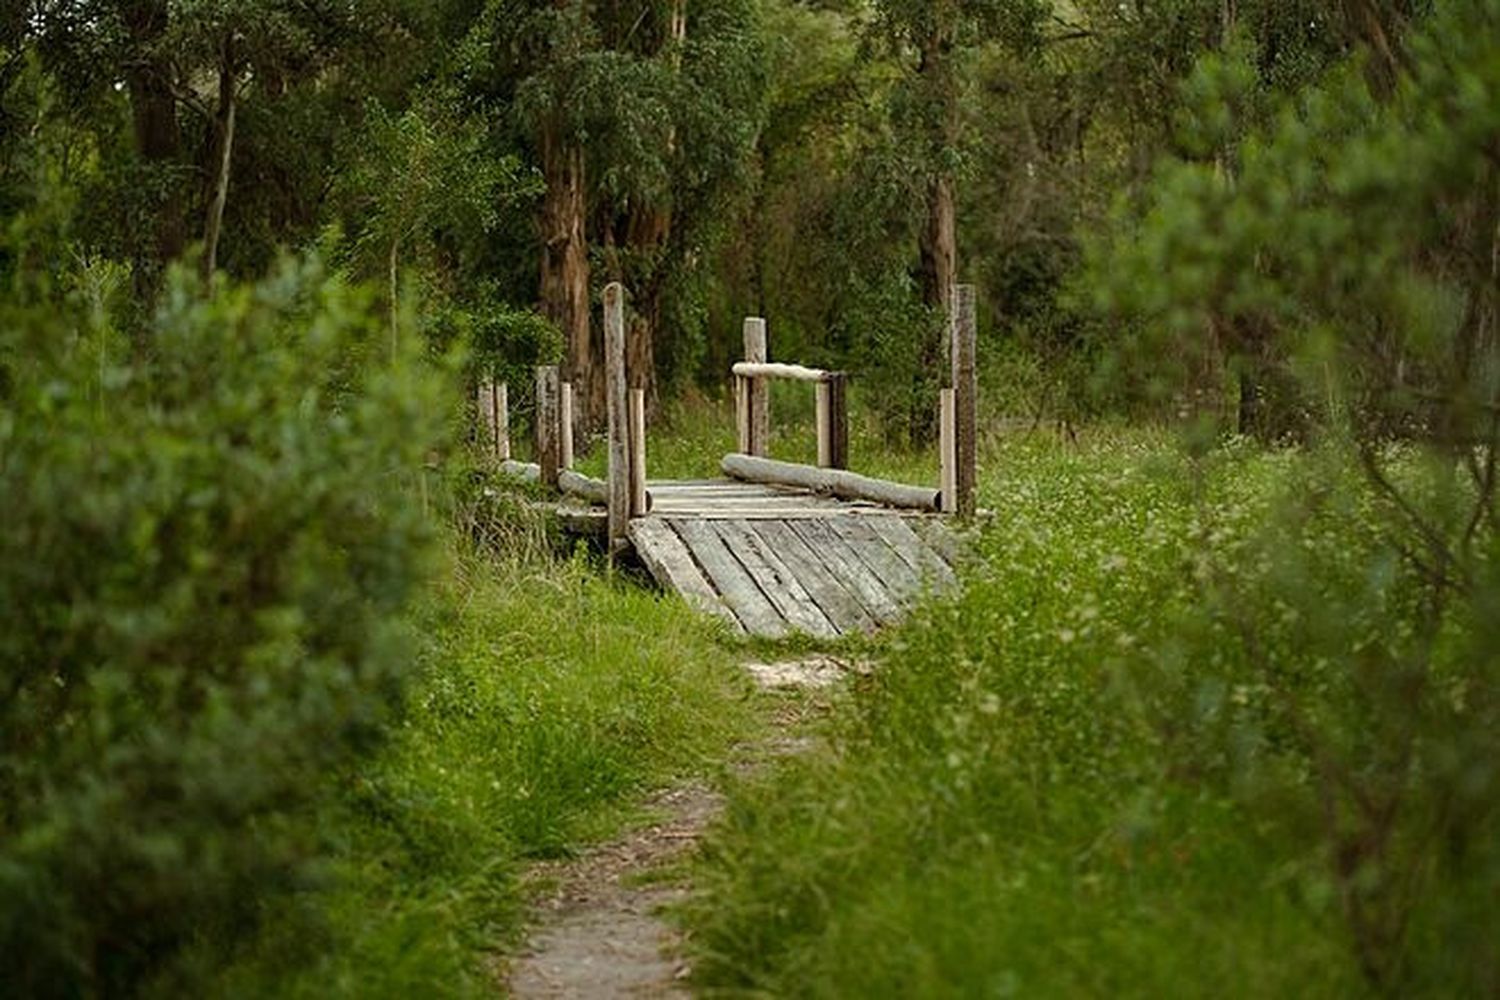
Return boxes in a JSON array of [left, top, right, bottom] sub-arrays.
[[0, 253, 448, 994]]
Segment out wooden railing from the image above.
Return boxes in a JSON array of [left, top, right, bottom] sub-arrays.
[[476, 282, 981, 554], [730, 284, 977, 516]]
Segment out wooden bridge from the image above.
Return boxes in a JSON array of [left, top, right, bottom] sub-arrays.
[[477, 283, 979, 639]]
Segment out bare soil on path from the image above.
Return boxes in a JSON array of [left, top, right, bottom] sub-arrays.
[[502, 656, 859, 999]]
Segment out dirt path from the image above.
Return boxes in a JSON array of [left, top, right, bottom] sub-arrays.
[[503, 656, 858, 999]]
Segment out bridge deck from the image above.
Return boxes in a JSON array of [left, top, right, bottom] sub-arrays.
[[629, 480, 959, 639]]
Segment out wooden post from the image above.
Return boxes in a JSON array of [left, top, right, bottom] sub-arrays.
[[605, 283, 630, 554], [952, 284, 978, 518], [816, 382, 831, 467], [495, 382, 511, 462], [477, 380, 498, 463], [828, 372, 849, 471], [939, 388, 957, 513], [536, 366, 561, 489], [629, 388, 648, 517], [735, 374, 749, 453], [815, 374, 850, 470], [560, 381, 575, 470], [743, 317, 769, 457]]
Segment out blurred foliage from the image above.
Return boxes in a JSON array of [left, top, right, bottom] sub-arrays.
[[0, 223, 449, 992], [689, 430, 1499, 997]]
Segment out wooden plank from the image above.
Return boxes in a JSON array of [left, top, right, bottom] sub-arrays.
[[789, 519, 905, 625], [714, 520, 838, 639], [671, 518, 787, 638], [605, 283, 630, 555], [869, 516, 958, 589], [753, 521, 876, 635], [908, 517, 967, 570], [722, 454, 940, 512], [629, 519, 742, 632], [829, 517, 925, 607]]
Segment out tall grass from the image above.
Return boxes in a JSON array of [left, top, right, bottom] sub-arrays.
[[198, 498, 759, 996], [685, 429, 1497, 997]]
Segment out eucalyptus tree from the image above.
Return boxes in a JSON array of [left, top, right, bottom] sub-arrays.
[[26, 0, 435, 296], [872, 1, 1043, 310], [469, 0, 765, 420]]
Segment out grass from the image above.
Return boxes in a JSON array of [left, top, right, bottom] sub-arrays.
[[196, 506, 761, 997], [680, 423, 1494, 997], [190, 397, 1495, 997]]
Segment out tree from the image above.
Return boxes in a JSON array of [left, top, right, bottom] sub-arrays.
[[872, 0, 1045, 439]]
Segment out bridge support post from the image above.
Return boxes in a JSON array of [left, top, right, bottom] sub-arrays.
[[629, 388, 648, 517], [560, 381, 575, 470], [477, 379, 511, 464], [817, 373, 849, 470], [951, 284, 978, 519], [741, 318, 769, 457], [940, 388, 957, 513], [605, 283, 630, 555], [536, 366, 562, 489]]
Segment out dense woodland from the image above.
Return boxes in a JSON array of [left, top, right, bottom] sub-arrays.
[[3, 0, 1498, 996]]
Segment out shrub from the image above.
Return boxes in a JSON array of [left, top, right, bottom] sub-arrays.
[[0, 253, 448, 994]]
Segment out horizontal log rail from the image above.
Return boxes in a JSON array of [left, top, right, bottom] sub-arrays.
[[731, 362, 838, 384], [722, 453, 940, 513], [498, 460, 652, 511]]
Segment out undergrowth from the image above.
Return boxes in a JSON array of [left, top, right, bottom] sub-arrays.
[[200, 494, 759, 996], [686, 428, 1498, 997]]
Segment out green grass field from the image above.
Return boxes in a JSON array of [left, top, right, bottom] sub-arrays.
[[201, 402, 1493, 997], [195, 510, 760, 997], [680, 420, 1493, 998]]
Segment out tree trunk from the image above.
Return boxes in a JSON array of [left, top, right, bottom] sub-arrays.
[[626, 203, 672, 408], [913, 17, 959, 445], [201, 36, 237, 285], [618, 0, 686, 412], [540, 118, 597, 428], [121, 0, 184, 302]]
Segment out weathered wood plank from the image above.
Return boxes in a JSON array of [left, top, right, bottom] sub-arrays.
[[629, 387, 648, 517], [789, 519, 905, 625], [605, 283, 630, 555], [560, 381, 575, 470], [536, 365, 561, 488], [629, 519, 742, 632], [908, 517, 968, 570], [829, 517, 925, 606], [743, 319, 769, 457], [753, 521, 876, 635], [952, 284, 978, 518], [714, 520, 838, 639], [671, 518, 787, 638], [869, 516, 958, 589]]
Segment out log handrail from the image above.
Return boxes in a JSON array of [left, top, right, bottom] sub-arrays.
[[731, 362, 837, 384], [734, 318, 849, 470]]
